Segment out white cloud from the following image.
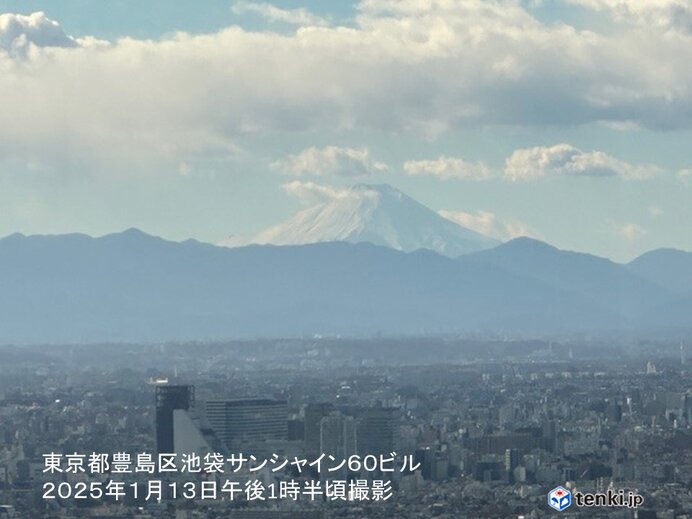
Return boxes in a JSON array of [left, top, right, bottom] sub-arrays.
[[648, 205, 664, 217], [615, 222, 647, 240], [403, 156, 491, 180], [281, 180, 352, 205], [439, 209, 537, 240], [0, 12, 77, 56], [679, 168, 692, 181], [232, 2, 329, 27], [569, 0, 692, 33], [0, 5, 691, 173], [504, 144, 660, 181], [272, 146, 387, 177]]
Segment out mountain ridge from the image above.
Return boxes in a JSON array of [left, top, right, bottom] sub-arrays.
[[627, 248, 692, 294], [0, 229, 690, 344]]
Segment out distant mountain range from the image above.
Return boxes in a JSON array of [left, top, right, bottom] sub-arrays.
[[222, 184, 499, 257], [0, 227, 690, 344], [628, 248, 692, 294]]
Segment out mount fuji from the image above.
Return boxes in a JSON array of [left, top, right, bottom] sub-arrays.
[[230, 184, 499, 257]]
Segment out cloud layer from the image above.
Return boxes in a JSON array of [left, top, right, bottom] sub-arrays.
[[232, 2, 329, 26], [272, 146, 387, 177], [403, 145, 661, 182], [1, 2, 692, 172], [569, 0, 692, 33], [504, 144, 660, 181], [0, 12, 76, 55], [281, 180, 353, 205]]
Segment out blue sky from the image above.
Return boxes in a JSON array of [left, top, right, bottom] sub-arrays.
[[0, 0, 691, 261]]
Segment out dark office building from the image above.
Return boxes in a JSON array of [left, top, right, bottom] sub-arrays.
[[505, 448, 521, 483], [357, 407, 399, 456], [304, 402, 335, 456], [505, 448, 521, 472], [155, 385, 194, 454], [204, 398, 288, 449]]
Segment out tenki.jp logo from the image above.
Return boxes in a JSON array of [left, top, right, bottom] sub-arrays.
[[548, 486, 572, 511]]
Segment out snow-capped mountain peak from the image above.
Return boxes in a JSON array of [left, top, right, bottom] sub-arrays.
[[225, 184, 499, 256]]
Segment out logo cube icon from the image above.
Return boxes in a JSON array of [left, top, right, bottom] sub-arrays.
[[548, 486, 572, 511]]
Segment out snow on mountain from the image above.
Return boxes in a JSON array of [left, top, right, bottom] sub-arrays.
[[228, 184, 499, 257]]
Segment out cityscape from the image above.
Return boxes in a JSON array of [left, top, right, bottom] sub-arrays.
[[2, 0, 692, 517], [0, 338, 690, 518]]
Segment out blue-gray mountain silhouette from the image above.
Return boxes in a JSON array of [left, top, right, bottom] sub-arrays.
[[0, 229, 688, 344], [627, 248, 692, 294], [462, 237, 671, 321]]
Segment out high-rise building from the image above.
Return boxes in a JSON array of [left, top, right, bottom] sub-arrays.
[[504, 448, 521, 474], [304, 403, 334, 456], [605, 400, 622, 423], [173, 406, 218, 456], [155, 385, 194, 454], [357, 407, 398, 456], [504, 449, 521, 483], [320, 411, 357, 460], [203, 399, 288, 450]]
